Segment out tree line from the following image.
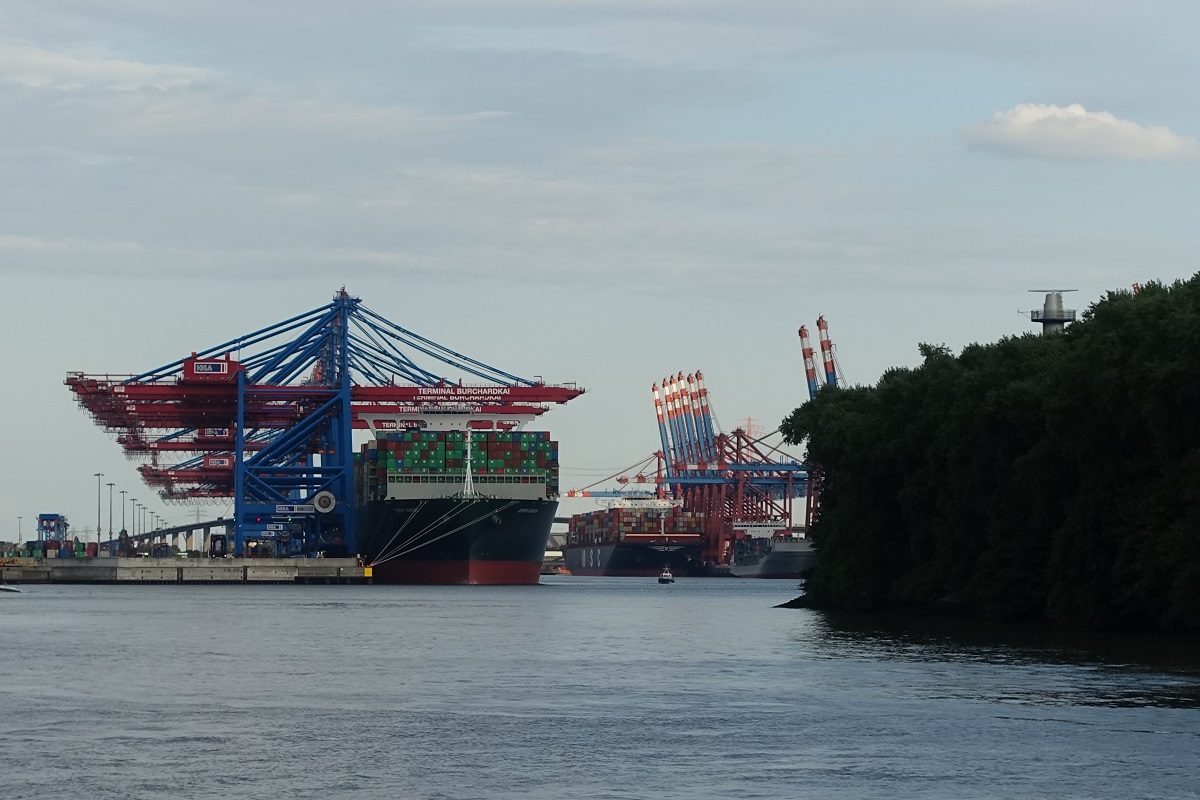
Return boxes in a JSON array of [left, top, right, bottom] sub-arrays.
[[781, 276, 1200, 633]]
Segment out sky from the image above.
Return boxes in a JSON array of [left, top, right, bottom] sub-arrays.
[[3, 0, 1199, 538]]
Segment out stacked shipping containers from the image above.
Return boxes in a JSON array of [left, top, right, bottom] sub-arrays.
[[18, 540, 106, 558], [357, 430, 560, 503], [566, 507, 705, 546]]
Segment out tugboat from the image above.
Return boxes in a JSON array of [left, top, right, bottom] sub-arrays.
[[657, 566, 675, 584]]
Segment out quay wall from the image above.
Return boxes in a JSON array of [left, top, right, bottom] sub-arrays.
[[1, 557, 367, 585]]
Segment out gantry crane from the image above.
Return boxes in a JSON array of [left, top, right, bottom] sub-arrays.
[[66, 289, 583, 556], [650, 371, 808, 566]]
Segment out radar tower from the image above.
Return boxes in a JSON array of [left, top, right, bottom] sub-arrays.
[[1028, 289, 1077, 334]]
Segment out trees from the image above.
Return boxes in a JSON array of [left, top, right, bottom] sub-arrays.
[[782, 276, 1200, 633]]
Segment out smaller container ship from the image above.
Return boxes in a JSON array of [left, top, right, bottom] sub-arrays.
[[562, 499, 705, 576], [729, 534, 815, 579]]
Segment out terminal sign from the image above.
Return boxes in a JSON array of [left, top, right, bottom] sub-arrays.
[[194, 361, 228, 374], [275, 504, 315, 514]]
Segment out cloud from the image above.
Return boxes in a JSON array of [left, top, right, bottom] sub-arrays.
[[0, 233, 142, 253], [0, 41, 213, 90], [965, 103, 1198, 160], [93, 91, 508, 139]]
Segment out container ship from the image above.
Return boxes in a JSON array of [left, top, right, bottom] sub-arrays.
[[562, 500, 706, 576], [354, 429, 560, 585], [729, 535, 815, 579]]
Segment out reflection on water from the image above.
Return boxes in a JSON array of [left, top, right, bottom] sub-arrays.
[[806, 610, 1200, 709], [2, 579, 1199, 800]]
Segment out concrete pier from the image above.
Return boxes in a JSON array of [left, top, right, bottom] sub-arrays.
[[1, 557, 369, 585]]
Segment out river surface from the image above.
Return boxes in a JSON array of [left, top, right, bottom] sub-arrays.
[[2, 577, 1199, 799]]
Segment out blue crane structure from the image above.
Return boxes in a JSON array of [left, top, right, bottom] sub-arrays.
[[66, 289, 583, 557]]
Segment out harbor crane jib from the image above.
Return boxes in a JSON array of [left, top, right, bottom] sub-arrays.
[[797, 315, 844, 528]]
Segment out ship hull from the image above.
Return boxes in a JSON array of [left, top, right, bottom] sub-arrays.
[[356, 497, 556, 585], [562, 542, 702, 577], [729, 540, 815, 579]]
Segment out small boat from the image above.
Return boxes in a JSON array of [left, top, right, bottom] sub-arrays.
[[0, 584, 22, 594], [657, 567, 674, 584]]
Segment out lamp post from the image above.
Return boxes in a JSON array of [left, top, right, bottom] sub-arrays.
[[17, 516, 21, 539], [120, 490, 127, 535], [94, 472, 103, 544], [107, 482, 115, 543], [132, 500, 139, 537]]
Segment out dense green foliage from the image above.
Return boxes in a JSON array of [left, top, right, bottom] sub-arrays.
[[782, 277, 1200, 633]]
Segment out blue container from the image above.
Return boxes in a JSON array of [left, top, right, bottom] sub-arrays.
[[59, 547, 71, 558]]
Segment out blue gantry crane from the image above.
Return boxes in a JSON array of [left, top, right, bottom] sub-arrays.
[[67, 289, 583, 557]]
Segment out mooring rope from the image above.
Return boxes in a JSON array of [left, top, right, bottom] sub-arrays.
[[371, 497, 476, 564], [371, 500, 519, 566], [367, 499, 426, 566]]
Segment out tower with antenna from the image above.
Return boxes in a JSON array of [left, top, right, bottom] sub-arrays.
[[1029, 289, 1077, 334]]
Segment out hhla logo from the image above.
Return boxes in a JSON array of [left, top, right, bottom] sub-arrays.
[[194, 362, 228, 374]]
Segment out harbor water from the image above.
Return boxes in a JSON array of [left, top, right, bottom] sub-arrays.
[[2, 577, 1199, 799]]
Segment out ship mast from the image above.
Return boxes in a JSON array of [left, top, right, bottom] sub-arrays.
[[461, 427, 478, 498]]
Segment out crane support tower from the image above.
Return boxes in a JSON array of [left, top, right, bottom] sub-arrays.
[[66, 289, 583, 557], [1029, 289, 1078, 334]]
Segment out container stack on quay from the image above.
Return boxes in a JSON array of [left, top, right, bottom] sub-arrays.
[[356, 430, 560, 502], [566, 506, 705, 546], [37, 540, 86, 559]]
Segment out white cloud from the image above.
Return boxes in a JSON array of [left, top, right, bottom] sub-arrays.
[[0, 41, 212, 90], [0, 233, 143, 253], [965, 103, 1198, 160], [95, 91, 508, 139]]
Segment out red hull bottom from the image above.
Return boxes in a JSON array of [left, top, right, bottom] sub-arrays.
[[371, 559, 543, 585]]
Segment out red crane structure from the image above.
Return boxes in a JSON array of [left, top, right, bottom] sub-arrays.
[[562, 321, 842, 568], [650, 372, 807, 568]]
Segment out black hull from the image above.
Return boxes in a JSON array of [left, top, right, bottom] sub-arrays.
[[356, 497, 557, 585], [562, 542, 703, 577], [729, 540, 816, 579]]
